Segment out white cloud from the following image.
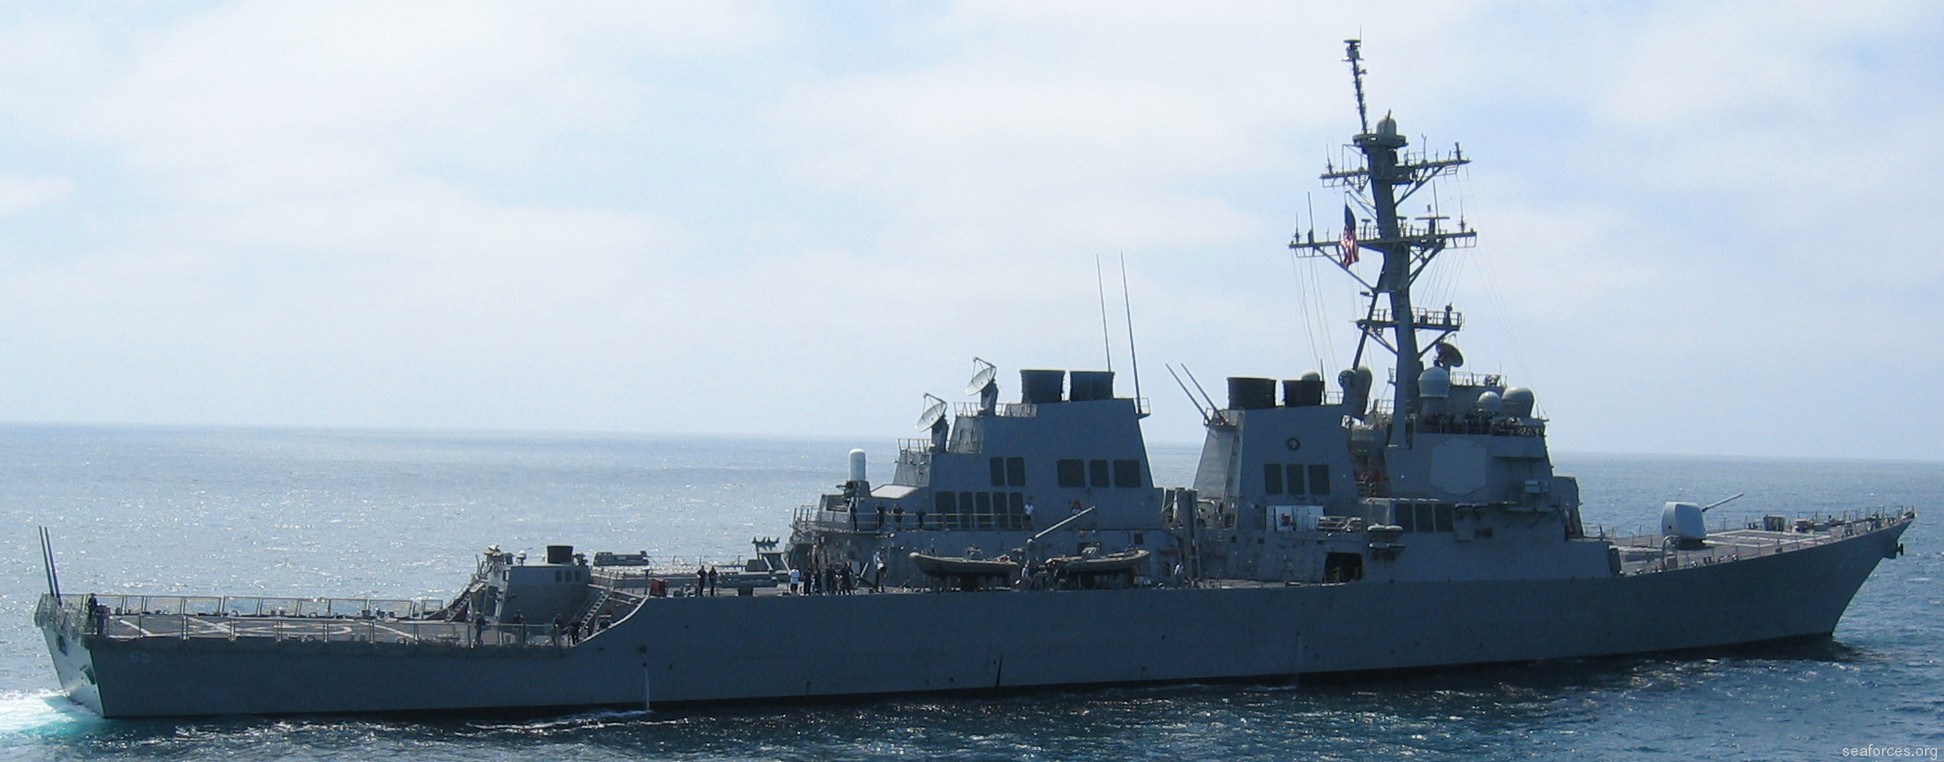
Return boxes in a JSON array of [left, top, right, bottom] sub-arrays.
[[1597, 1, 1929, 128], [0, 175, 73, 214], [0, 2, 1939, 459]]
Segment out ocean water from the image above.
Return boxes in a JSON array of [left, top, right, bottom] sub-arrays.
[[0, 424, 1937, 760]]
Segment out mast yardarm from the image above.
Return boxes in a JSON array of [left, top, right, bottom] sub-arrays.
[[1290, 39, 1477, 447]]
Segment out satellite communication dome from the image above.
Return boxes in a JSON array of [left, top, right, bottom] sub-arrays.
[[1503, 387, 1536, 419], [1418, 366, 1451, 399]]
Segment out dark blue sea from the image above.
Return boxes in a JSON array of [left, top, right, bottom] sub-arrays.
[[0, 425, 1937, 760]]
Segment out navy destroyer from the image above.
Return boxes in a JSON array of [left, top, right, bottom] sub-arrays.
[[34, 41, 1914, 718]]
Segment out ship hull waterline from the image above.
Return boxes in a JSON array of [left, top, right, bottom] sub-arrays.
[[43, 521, 1907, 719]]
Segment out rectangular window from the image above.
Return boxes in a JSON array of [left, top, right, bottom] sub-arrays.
[[1263, 463, 1284, 494], [1057, 459, 1085, 488], [1007, 457, 1027, 487], [1114, 459, 1141, 488], [1309, 464, 1331, 496], [1415, 504, 1436, 534], [1396, 503, 1417, 532], [1089, 459, 1110, 488], [958, 491, 973, 530], [989, 457, 1007, 487], [1286, 464, 1307, 495], [1009, 492, 1025, 515], [936, 491, 956, 517], [1435, 504, 1455, 533]]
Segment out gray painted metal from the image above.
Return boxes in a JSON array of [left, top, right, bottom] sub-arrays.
[[34, 517, 1911, 717], [34, 41, 1918, 718]]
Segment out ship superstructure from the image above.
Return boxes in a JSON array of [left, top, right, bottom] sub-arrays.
[[789, 360, 1169, 589], [1183, 39, 1598, 586]]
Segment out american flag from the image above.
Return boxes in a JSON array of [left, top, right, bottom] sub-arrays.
[[1338, 204, 1359, 266]]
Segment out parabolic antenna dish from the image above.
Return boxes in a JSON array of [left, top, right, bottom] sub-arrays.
[[915, 394, 948, 430], [964, 358, 998, 396], [1434, 341, 1465, 369]]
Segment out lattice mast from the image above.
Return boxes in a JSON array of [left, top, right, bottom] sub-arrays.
[[1291, 39, 1477, 448]]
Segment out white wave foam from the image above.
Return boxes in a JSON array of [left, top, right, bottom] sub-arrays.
[[0, 690, 99, 736]]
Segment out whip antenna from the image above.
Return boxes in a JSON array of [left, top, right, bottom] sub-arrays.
[[1119, 253, 1143, 409], [1095, 254, 1114, 373]]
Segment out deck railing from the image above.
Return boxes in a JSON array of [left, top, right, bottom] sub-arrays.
[[35, 593, 576, 649], [1611, 508, 1912, 575]]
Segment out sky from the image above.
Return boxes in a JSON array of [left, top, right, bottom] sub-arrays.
[[0, 1, 1940, 460]]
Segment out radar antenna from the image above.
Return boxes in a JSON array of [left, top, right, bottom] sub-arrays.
[[914, 394, 948, 431], [1289, 40, 1476, 447], [964, 357, 998, 396], [1345, 38, 1371, 135]]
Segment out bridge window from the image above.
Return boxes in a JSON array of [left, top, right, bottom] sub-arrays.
[[989, 457, 1007, 487], [1286, 464, 1307, 495], [1270, 463, 1334, 496], [1089, 460, 1110, 488], [1114, 460, 1141, 488], [936, 491, 959, 530], [1435, 504, 1455, 533], [1057, 459, 1085, 488], [1007, 457, 1027, 487]]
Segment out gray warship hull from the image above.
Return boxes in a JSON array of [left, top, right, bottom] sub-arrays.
[[33, 40, 1921, 720], [38, 516, 1908, 718]]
